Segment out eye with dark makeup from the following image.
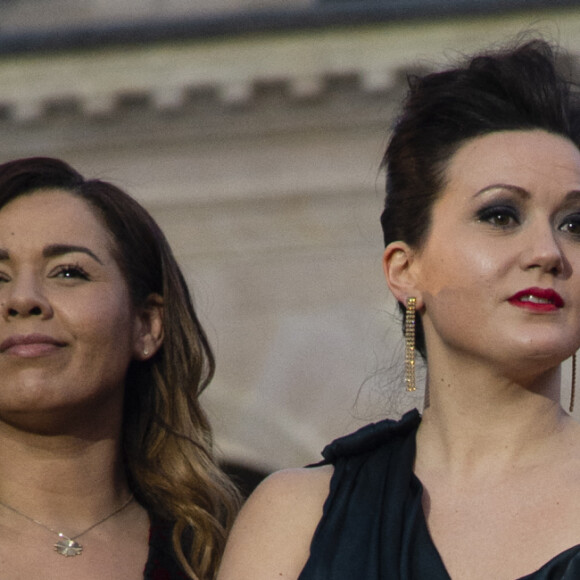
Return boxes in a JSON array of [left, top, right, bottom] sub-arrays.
[[476, 204, 520, 228], [559, 213, 580, 237]]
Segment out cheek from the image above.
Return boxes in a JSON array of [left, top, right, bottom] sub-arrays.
[[64, 294, 135, 351], [419, 242, 504, 312], [70, 305, 137, 390]]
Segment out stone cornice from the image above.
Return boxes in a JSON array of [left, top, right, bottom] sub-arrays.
[[1, 9, 580, 124]]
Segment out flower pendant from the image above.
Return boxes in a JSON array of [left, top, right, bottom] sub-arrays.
[[54, 534, 83, 557]]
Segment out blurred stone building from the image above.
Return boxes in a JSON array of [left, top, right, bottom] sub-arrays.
[[1, 0, 580, 487]]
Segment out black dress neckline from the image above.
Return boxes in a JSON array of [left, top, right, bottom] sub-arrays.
[[298, 409, 580, 579]]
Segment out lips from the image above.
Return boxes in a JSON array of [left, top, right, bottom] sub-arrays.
[[0, 334, 67, 357], [508, 287, 564, 312]]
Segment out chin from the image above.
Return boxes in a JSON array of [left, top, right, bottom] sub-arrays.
[[508, 346, 571, 372]]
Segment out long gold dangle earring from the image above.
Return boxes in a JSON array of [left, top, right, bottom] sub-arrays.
[[570, 353, 576, 414], [405, 297, 417, 392]]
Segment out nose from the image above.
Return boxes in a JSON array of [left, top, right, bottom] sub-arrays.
[[0, 274, 53, 321], [520, 222, 567, 277]]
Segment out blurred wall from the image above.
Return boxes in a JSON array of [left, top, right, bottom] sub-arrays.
[[1, 4, 580, 472]]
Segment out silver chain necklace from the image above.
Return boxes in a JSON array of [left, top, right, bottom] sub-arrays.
[[0, 494, 134, 557]]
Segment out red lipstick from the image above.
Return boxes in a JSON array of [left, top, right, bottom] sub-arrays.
[[0, 334, 66, 357], [508, 287, 564, 312]]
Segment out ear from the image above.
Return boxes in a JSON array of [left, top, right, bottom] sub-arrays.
[[382, 241, 423, 308], [133, 293, 164, 361]]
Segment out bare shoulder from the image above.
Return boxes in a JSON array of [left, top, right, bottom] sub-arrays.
[[217, 465, 334, 580]]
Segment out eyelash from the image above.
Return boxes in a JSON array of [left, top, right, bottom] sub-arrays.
[[50, 263, 91, 281]]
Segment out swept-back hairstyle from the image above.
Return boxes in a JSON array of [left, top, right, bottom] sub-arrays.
[[380, 39, 580, 358], [0, 157, 239, 579]]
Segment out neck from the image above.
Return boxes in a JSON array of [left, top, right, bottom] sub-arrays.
[[415, 352, 576, 479], [0, 415, 130, 529]]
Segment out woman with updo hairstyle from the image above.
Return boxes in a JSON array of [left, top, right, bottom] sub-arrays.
[[0, 157, 238, 580], [218, 39, 580, 579]]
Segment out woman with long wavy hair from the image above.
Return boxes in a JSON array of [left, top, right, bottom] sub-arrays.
[[0, 157, 238, 579]]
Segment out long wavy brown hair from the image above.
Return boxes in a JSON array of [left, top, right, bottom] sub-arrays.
[[0, 157, 240, 580]]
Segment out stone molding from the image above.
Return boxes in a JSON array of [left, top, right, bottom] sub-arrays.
[[2, 9, 580, 126]]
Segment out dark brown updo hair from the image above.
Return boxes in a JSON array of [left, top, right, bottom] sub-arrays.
[[380, 39, 580, 358]]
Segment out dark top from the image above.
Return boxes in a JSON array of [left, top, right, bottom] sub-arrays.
[[144, 516, 189, 579], [298, 409, 580, 580]]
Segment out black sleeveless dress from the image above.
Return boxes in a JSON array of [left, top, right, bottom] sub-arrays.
[[298, 409, 580, 579]]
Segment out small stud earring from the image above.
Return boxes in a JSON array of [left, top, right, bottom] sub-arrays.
[[405, 297, 416, 392], [143, 348, 149, 357]]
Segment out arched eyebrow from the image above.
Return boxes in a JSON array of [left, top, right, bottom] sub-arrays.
[[43, 244, 104, 265], [0, 244, 104, 264], [563, 190, 580, 204], [475, 184, 580, 202], [474, 184, 530, 199]]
